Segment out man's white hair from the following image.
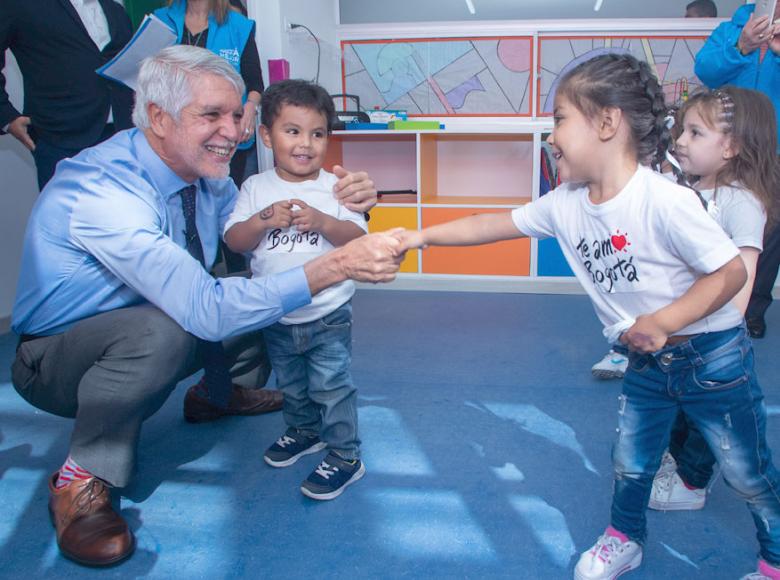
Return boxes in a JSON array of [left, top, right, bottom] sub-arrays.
[[132, 45, 245, 129]]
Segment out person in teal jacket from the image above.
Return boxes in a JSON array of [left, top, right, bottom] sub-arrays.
[[695, 2, 780, 149]]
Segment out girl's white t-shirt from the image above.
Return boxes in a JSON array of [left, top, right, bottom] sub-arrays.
[[225, 169, 368, 325], [511, 165, 743, 343], [660, 172, 766, 251], [699, 184, 766, 251]]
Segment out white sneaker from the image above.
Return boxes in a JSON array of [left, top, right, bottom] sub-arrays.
[[591, 350, 628, 380], [648, 471, 706, 511], [656, 450, 677, 476], [574, 531, 642, 580]]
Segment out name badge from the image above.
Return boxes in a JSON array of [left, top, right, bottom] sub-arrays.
[[219, 48, 240, 66]]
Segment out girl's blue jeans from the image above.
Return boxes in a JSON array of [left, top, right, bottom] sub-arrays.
[[610, 325, 780, 565], [263, 300, 360, 460]]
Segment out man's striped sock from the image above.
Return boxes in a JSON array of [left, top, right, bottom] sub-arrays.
[[55, 455, 93, 489]]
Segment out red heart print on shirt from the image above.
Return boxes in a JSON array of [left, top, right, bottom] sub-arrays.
[[611, 234, 627, 251], [610, 229, 630, 252]]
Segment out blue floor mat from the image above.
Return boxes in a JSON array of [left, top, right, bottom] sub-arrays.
[[1, 290, 779, 578]]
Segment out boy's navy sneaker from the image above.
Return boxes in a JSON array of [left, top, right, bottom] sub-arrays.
[[264, 429, 326, 467], [300, 452, 365, 500]]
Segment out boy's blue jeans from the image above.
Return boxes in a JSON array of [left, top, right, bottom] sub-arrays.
[[263, 301, 360, 460], [611, 325, 780, 565]]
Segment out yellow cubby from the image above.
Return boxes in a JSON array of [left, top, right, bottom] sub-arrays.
[[367, 207, 419, 273]]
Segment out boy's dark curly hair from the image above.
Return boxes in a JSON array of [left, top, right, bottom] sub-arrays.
[[260, 79, 336, 132]]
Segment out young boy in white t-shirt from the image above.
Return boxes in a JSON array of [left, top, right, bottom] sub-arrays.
[[224, 79, 368, 500]]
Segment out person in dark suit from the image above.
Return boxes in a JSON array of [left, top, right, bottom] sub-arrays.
[[0, 0, 135, 189]]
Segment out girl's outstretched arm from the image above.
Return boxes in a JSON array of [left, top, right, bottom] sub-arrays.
[[394, 211, 524, 252], [422, 211, 525, 247]]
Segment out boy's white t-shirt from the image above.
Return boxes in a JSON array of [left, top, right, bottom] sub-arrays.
[[225, 169, 368, 325], [512, 165, 743, 343]]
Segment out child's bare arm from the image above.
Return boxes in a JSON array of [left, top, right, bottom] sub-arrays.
[[393, 212, 522, 253], [421, 212, 523, 247], [622, 255, 747, 353], [225, 200, 294, 253], [319, 219, 365, 247], [731, 247, 759, 315], [291, 199, 365, 247]]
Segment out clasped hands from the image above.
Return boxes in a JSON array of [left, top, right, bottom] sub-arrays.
[[257, 199, 328, 232], [329, 227, 425, 285]]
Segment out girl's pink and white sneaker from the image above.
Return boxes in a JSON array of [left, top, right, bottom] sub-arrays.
[[574, 527, 642, 580], [741, 559, 780, 580]]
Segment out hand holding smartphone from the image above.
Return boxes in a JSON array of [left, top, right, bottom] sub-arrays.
[[753, 0, 778, 25]]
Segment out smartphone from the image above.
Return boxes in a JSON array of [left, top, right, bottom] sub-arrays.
[[753, 0, 778, 24]]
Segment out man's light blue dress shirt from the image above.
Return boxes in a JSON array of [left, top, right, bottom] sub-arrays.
[[12, 129, 311, 340]]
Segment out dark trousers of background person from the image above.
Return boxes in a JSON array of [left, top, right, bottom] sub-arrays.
[[222, 142, 259, 272], [746, 221, 780, 329], [11, 304, 271, 487], [31, 124, 117, 190], [669, 411, 716, 488]]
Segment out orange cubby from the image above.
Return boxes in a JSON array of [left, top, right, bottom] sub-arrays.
[[421, 207, 530, 276]]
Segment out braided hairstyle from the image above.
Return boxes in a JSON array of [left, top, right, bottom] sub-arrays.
[[556, 53, 671, 169]]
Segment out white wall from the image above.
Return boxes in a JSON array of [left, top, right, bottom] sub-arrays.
[[0, 52, 37, 330], [340, 0, 746, 22], [250, 0, 342, 95]]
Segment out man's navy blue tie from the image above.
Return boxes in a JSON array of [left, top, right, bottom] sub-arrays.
[[179, 184, 232, 408]]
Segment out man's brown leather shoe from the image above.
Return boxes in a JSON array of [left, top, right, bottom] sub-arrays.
[[48, 473, 135, 566], [183, 378, 283, 423]]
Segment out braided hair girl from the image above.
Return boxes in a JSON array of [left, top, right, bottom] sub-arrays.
[[393, 52, 780, 580]]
